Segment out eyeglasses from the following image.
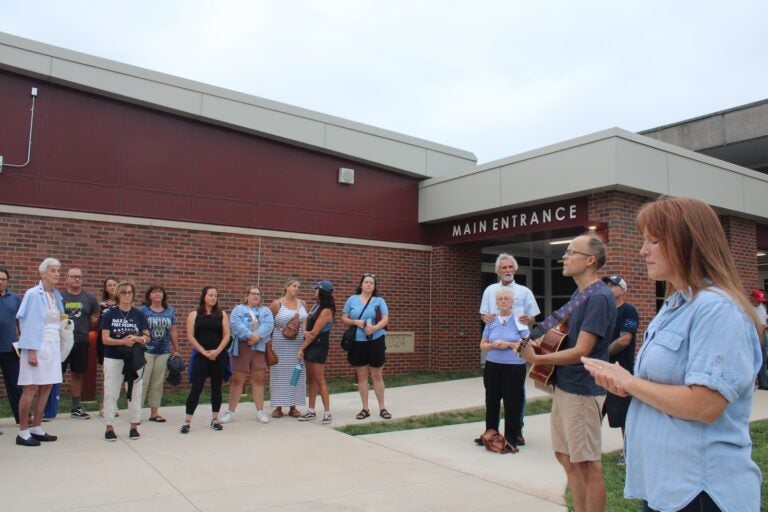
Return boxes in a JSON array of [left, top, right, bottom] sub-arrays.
[[118, 290, 134, 295], [68, 275, 82, 279], [363, 273, 376, 278], [248, 291, 260, 295], [563, 249, 593, 258]]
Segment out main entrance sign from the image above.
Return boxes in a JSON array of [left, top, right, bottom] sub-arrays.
[[427, 197, 588, 244]]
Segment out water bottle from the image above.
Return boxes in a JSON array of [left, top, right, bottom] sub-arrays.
[[290, 361, 303, 386], [366, 318, 373, 341]]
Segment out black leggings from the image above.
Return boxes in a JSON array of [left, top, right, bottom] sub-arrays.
[[643, 492, 720, 512], [483, 361, 526, 445], [185, 352, 226, 415]]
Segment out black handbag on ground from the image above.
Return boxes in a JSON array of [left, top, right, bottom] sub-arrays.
[[341, 297, 372, 351]]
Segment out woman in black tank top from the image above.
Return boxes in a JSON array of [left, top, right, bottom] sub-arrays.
[[180, 286, 230, 434]]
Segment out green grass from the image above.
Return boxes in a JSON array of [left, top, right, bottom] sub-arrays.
[[337, 397, 553, 436]]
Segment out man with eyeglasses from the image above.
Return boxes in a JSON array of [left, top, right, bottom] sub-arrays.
[[479, 253, 540, 445], [519, 233, 616, 512], [0, 267, 23, 429], [60, 268, 99, 419]]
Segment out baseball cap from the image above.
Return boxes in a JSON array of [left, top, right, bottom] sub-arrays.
[[751, 289, 766, 303], [312, 280, 334, 294], [602, 275, 627, 291]]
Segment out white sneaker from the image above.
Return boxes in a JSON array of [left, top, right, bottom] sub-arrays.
[[256, 410, 270, 424], [219, 411, 236, 424], [322, 412, 333, 424]]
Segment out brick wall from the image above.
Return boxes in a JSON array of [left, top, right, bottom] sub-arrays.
[[589, 191, 656, 342], [0, 211, 433, 398], [429, 245, 482, 371], [721, 215, 759, 290]]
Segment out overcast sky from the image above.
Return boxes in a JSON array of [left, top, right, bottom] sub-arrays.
[[1, 0, 765, 164]]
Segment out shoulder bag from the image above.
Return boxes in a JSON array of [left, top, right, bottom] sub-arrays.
[[248, 307, 278, 366], [341, 297, 372, 351]]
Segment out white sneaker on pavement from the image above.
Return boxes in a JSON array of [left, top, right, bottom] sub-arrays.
[[219, 411, 236, 424], [322, 412, 332, 424], [256, 410, 270, 424]]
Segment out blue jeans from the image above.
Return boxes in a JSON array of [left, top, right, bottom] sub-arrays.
[[759, 336, 768, 388]]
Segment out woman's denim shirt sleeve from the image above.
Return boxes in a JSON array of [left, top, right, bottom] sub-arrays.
[[16, 282, 64, 350], [230, 304, 274, 355]]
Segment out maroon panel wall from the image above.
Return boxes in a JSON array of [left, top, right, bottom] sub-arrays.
[[0, 69, 422, 243]]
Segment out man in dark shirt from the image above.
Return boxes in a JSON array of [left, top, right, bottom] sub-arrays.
[[601, 275, 639, 465], [520, 233, 616, 512], [0, 267, 22, 428], [60, 268, 99, 419]]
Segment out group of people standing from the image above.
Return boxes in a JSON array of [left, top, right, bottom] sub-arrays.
[[479, 196, 762, 512], [0, 268, 391, 444], [0, 195, 763, 511]]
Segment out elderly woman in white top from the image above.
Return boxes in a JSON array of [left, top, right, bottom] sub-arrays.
[[15, 257, 65, 446]]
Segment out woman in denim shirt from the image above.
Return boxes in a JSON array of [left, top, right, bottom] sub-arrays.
[[221, 286, 274, 425], [584, 196, 762, 512]]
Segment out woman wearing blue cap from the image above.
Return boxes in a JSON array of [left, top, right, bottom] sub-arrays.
[[297, 280, 335, 424]]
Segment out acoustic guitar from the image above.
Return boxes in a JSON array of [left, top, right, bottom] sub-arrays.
[[521, 318, 569, 393]]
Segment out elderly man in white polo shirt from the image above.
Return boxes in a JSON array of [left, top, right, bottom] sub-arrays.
[[479, 252, 540, 445]]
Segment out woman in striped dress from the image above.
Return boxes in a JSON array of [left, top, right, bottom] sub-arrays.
[[268, 278, 308, 418]]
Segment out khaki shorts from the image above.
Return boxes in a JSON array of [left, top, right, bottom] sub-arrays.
[[230, 342, 266, 373], [550, 386, 605, 463]]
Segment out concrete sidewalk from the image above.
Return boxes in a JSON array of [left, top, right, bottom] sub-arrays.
[[0, 379, 766, 511]]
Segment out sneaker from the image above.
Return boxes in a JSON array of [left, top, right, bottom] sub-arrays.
[[219, 411, 236, 424], [71, 408, 91, 420], [210, 419, 223, 431], [104, 430, 117, 442], [298, 411, 316, 421], [41, 416, 53, 422], [617, 453, 626, 466], [322, 412, 332, 424], [129, 428, 140, 440], [256, 410, 270, 424], [180, 422, 190, 434]]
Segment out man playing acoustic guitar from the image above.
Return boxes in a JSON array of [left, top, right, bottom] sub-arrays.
[[518, 233, 616, 512]]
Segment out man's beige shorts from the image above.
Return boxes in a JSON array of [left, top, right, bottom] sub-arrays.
[[550, 386, 605, 463]]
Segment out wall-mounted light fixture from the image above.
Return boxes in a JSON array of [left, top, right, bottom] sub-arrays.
[[338, 167, 355, 185], [0, 87, 38, 174]]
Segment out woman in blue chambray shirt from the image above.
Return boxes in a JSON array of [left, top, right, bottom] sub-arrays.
[[221, 286, 274, 425], [584, 196, 762, 512], [476, 286, 528, 453]]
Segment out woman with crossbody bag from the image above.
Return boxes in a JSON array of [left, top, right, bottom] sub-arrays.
[[268, 278, 308, 418], [341, 273, 390, 420], [221, 286, 275, 424]]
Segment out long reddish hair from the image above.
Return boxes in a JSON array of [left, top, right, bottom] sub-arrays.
[[636, 196, 760, 331]]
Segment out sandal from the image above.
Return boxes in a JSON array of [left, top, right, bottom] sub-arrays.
[[355, 409, 370, 420], [379, 409, 392, 420], [271, 409, 283, 418], [288, 408, 301, 418], [148, 416, 166, 423]]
